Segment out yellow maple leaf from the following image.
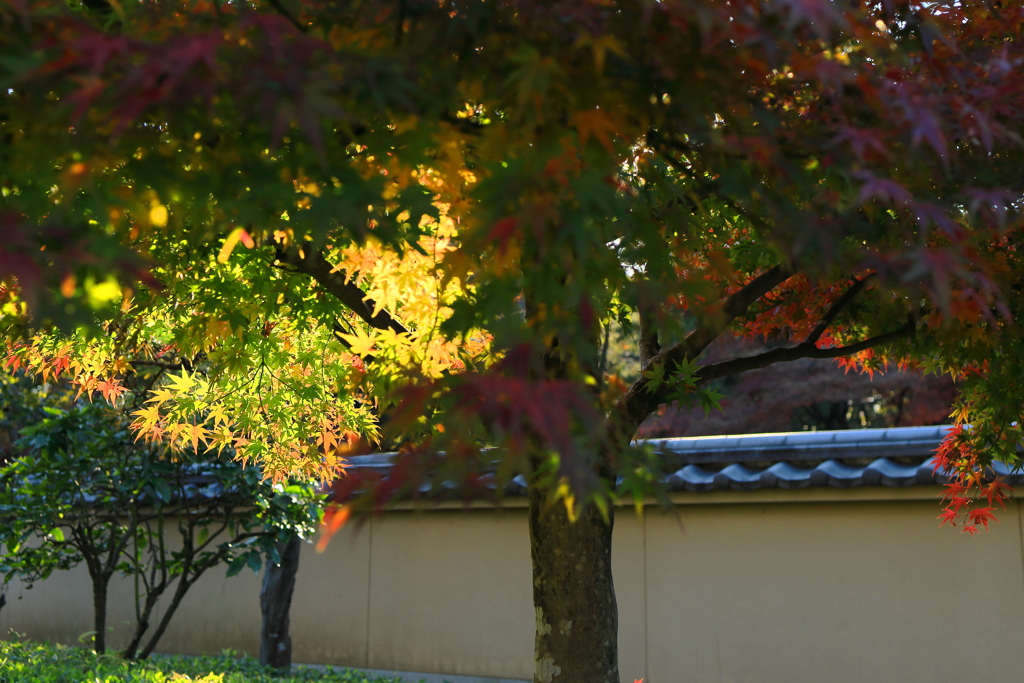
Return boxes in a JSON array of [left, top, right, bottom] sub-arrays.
[[207, 403, 229, 426], [167, 371, 196, 393], [146, 387, 175, 406], [338, 327, 376, 357]]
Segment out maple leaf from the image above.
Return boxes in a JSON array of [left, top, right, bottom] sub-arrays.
[[182, 423, 211, 453], [338, 327, 376, 357], [980, 478, 1013, 508], [854, 172, 912, 206], [642, 364, 667, 394], [96, 378, 126, 405], [316, 505, 351, 553], [575, 33, 626, 75], [571, 108, 619, 154], [146, 387, 175, 407], [131, 405, 163, 436], [207, 403, 229, 427], [966, 507, 998, 531], [167, 371, 197, 394], [937, 508, 959, 527], [908, 106, 948, 161]]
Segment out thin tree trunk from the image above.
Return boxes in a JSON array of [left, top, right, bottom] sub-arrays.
[[123, 585, 163, 660], [260, 536, 302, 669], [529, 481, 618, 683], [92, 575, 109, 655], [137, 571, 193, 660]]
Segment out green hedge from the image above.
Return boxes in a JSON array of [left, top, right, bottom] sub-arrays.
[[0, 640, 406, 683]]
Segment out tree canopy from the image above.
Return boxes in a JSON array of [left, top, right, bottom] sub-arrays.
[[3, 1, 1024, 681]]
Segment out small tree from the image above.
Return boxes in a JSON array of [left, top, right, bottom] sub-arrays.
[[0, 394, 321, 659]]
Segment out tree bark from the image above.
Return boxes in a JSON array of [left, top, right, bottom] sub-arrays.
[[529, 481, 618, 683], [91, 576, 108, 655], [260, 536, 302, 670]]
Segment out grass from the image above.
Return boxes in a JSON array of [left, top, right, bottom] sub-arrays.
[[0, 639, 406, 683]]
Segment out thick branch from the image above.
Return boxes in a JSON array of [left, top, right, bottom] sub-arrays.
[[695, 319, 916, 384], [266, 0, 307, 33], [609, 263, 795, 436], [665, 263, 795, 369], [275, 246, 408, 335], [637, 298, 661, 367], [804, 273, 874, 346]]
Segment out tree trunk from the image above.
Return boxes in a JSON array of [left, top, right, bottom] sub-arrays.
[[529, 482, 618, 683], [92, 575, 109, 655], [260, 536, 302, 670], [123, 584, 163, 660], [136, 570, 194, 660]]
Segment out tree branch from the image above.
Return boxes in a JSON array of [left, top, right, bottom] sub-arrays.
[[664, 263, 796, 369], [637, 296, 661, 367], [265, 0, 307, 33], [694, 318, 917, 384], [804, 273, 875, 346], [274, 246, 409, 335], [610, 263, 795, 435]]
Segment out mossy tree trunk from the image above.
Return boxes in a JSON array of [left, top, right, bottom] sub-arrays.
[[528, 481, 618, 683]]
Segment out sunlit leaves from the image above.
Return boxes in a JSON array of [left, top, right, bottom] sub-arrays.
[[4, 0, 1024, 528]]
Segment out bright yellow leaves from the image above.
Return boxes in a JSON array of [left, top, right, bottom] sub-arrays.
[[216, 228, 256, 263], [330, 229, 488, 380], [337, 326, 376, 357]]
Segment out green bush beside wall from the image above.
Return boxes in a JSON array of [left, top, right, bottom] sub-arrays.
[[0, 640, 403, 683]]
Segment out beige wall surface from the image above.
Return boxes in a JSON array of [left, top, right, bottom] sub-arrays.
[[643, 500, 1024, 683], [4, 493, 1024, 683]]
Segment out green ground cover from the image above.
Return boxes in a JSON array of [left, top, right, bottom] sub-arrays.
[[0, 640, 404, 683]]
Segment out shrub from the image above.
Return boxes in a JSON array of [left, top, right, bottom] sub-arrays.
[[0, 639, 404, 683]]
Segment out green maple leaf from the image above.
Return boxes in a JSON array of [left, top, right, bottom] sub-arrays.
[[641, 363, 667, 393]]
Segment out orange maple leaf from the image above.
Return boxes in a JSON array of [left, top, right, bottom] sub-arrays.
[[316, 505, 351, 553], [571, 108, 618, 154], [97, 378, 126, 405]]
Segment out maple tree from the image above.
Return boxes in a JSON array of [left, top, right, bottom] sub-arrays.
[[3, 1, 1024, 682]]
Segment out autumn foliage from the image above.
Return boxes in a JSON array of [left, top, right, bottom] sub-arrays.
[[4, 1, 1024, 681]]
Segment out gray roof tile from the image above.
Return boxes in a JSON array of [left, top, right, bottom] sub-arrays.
[[344, 426, 1024, 495]]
